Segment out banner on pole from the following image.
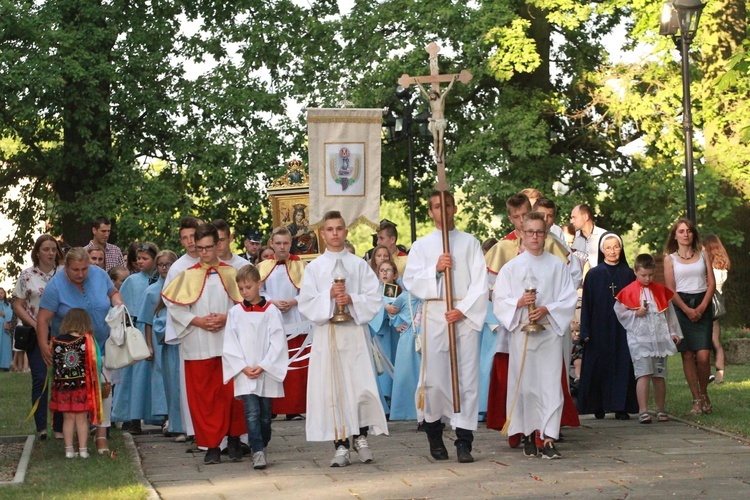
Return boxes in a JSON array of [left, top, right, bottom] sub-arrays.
[[307, 108, 381, 229]]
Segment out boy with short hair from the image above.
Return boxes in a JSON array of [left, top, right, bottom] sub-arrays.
[[493, 212, 577, 459], [222, 265, 288, 469], [297, 211, 388, 468], [614, 254, 683, 424]]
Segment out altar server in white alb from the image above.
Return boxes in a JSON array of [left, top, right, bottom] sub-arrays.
[[297, 211, 388, 468], [403, 190, 488, 464], [493, 212, 577, 460], [222, 265, 289, 470]]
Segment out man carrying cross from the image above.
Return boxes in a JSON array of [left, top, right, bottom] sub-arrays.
[[403, 191, 487, 463]]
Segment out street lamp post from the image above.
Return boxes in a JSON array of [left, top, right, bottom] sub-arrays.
[[382, 87, 431, 243], [660, 0, 705, 224]]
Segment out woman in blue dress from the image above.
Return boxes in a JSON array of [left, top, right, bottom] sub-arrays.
[[137, 250, 177, 434], [388, 285, 424, 423], [36, 247, 123, 454], [368, 260, 400, 414], [111, 242, 161, 433], [0, 288, 13, 370]]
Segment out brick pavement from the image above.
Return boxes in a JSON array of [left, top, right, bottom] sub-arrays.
[[133, 416, 750, 499]]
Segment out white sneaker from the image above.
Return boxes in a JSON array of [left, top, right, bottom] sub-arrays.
[[330, 445, 350, 467], [253, 450, 267, 469], [353, 435, 373, 463], [78, 448, 90, 458]]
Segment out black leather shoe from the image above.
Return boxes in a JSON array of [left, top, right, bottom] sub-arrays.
[[615, 411, 630, 420], [204, 447, 221, 465], [456, 444, 474, 463], [427, 433, 449, 460], [594, 411, 605, 419]]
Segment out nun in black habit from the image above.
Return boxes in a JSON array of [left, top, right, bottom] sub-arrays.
[[576, 232, 638, 419]]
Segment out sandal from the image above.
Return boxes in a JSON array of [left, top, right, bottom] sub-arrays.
[[701, 395, 712, 414], [656, 411, 669, 422], [96, 436, 111, 456], [638, 412, 652, 424], [690, 399, 703, 415]]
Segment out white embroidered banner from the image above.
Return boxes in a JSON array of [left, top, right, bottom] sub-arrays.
[[307, 108, 381, 229]]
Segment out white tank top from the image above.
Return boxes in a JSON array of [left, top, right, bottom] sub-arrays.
[[672, 251, 708, 294]]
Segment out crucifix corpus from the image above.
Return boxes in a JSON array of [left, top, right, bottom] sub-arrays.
[[398, 42, 472, 413]]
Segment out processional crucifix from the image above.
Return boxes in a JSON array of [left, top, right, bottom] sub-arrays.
[[398, 42, 472, 413]]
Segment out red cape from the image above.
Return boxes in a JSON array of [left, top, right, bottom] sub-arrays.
[[615, 281, 673, 313]]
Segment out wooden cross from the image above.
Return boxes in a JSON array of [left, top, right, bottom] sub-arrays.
[[397, 42, 472, 189], [397, 42, 472, 413]]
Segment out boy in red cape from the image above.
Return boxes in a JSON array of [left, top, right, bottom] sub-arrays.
[[614, 254, 683, 424]]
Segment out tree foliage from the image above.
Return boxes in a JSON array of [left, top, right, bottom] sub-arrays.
[[1, 0, 749, 326]]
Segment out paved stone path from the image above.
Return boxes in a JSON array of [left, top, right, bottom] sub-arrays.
[[133, 416, 750, 498]]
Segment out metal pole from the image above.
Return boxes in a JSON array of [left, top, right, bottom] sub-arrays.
[[403, 98, 417, 243], [680, 35, 697, 224]]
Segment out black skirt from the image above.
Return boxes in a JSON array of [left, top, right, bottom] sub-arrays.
[[675, 291, 713, 352]]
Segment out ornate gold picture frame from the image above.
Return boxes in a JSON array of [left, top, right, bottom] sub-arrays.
[[268, 160, 324, 260]]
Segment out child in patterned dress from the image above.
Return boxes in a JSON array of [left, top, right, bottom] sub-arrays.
[[49, 308, 103, 458]]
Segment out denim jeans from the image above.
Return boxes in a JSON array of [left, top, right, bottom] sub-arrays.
[[240, 394, 272, 453], [29, 346, 62, 433]]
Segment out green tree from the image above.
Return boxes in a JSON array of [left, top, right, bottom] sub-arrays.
[[0, 0, 303, 278]]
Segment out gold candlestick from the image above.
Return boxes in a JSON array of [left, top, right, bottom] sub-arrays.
[[521, 269, 545, 332], [331, 258, 353, 323]]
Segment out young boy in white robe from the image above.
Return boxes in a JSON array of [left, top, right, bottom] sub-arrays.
[[614, 254, 682, 424], [222, 265, 288, 469], [493, 212, 577, 460], [297, 211, 388, 468]]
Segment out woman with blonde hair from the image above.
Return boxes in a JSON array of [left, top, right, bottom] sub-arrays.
[[703, 233, 730, 384]]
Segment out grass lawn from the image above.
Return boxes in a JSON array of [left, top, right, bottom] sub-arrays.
[[664, 355, 750, 438], [0, 372, 148, 499]]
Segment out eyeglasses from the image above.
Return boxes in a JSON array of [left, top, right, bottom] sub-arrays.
[[523, 230, 546, 238], [379, 269, 395, 274], [195, 245, 215, 252], [139, 245, 156, 255], [157, 262, 172, 269], [602, 245, 621, 252]]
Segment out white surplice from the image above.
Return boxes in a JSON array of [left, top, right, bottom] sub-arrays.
[[222, 303, 288, 397], [403, 229, 488, 431], [297, 249, 388, 442], [493, 251, 577, 439], [614, 288, 683, 362], [261, 264, 304, 325]]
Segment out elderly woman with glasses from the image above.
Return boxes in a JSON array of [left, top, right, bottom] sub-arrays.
[[111, 242, 161, 435], [576, 232, 638, 421], [36, 247, 124, 453]]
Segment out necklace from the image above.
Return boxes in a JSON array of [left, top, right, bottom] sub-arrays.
[[605, 263, 619, 297], [677, 249, 694, 260]]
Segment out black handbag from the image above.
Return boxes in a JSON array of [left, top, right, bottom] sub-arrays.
[[13, 325, 37, 352]]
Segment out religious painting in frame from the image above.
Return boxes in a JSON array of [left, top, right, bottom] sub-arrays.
[[323, 142, 366, 197], [268, 160, 324, 260]]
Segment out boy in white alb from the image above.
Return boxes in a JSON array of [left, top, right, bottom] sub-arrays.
[[614, 253, 682, 424], [297, 211, 388, 468], [493, 212, 577, 459], [223, 265, 288, 469]]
